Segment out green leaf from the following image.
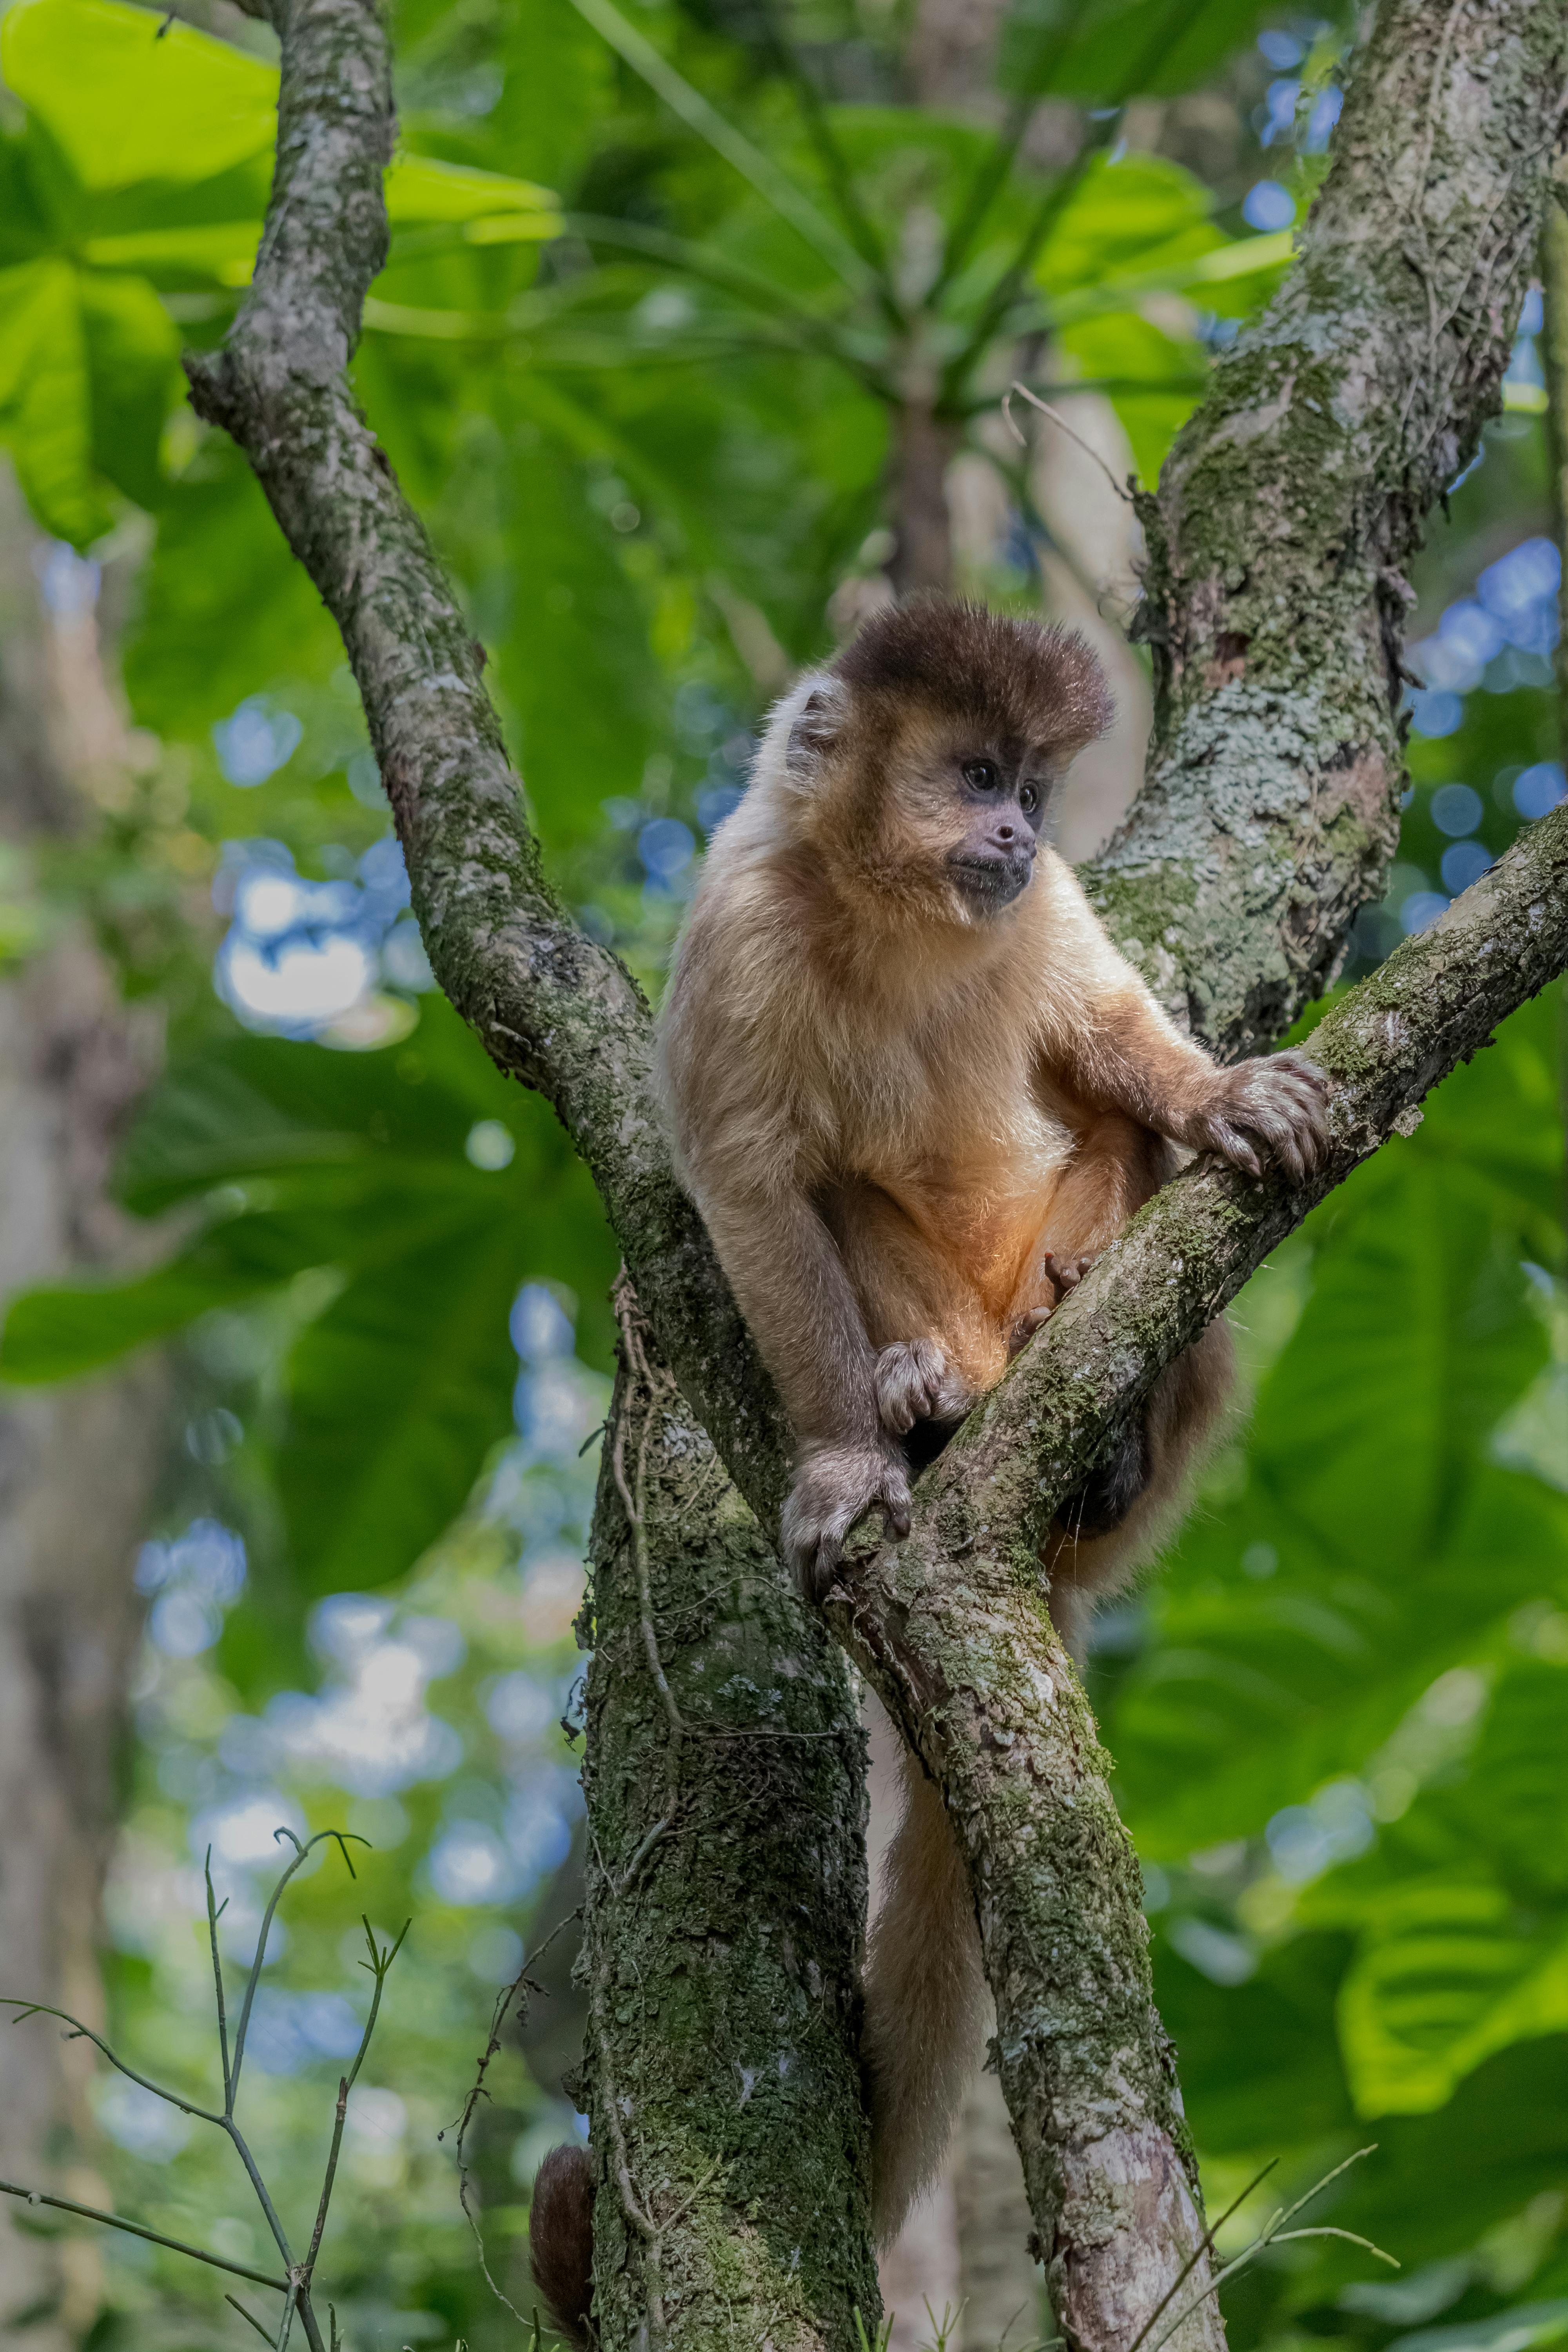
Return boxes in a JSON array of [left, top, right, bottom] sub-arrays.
[[116, 995, 551, 1209], [1251, 1158, 1546, 1576], [1109, 997, 1568, 1857], [1153, 1928, 1357, 2154], [1391, 2303, 1568, 2352], [1, 0, 276, 191], [78, 269, 183, 511], [1335, 1874, 1568, 2117], [1034, 151, 1222, 293], [276, 1217, 528, 1593], [1466, 1658, 1568, 1897], [0, 256, 105, 543], [123, 440, 344, 738], [999, 0, 1316, 100], [0, 1257, 276, 1383], [385, 153, 559, 232]]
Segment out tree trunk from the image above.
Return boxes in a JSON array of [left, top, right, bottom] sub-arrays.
[[578, 1300, 878, 2350], [889, 405, 961, 597], [0, 472, 165, 2346]]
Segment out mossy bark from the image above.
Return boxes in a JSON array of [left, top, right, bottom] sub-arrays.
[[1090, 0, 1568, 1055], [577, 1308, 877, 2351]]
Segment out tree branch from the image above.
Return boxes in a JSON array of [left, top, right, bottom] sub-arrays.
[[186, 1, 1568, 2345], [1087, 0, 1568, 1056]]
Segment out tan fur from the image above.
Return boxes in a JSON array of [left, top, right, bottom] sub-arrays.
[[863, 1745, 991, 2240], [654, 597, 1329, 2241]]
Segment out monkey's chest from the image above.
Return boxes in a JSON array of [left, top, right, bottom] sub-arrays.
[[834, 1080, 1076, 1307]]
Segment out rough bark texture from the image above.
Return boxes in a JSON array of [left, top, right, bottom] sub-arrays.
[[189, 3, 1568, 2347], [0, 477, 164, 2345], [1089, 0, 1568, 1055], [579, 1321, 877, 2348]]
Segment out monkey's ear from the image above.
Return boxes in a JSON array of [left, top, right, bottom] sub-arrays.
[[784, 675, 850, 777]]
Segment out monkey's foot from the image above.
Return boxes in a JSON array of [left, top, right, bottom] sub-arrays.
[[782, 1443, 912, 1599], [874, 1339, 974, 1435], [1009, 1253, 1094, 1354], [1183, 1049, 1332, 1183]]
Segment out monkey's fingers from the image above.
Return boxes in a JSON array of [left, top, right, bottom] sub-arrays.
[[782, 1446, 911, 1598], [1196, 1116, 1264, 1180], [1270, 1049, 1332, 1098]]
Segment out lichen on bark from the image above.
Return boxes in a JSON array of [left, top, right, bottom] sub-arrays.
[[578, 1311, 877, 2349], [1089, 0, 1568, 1056]]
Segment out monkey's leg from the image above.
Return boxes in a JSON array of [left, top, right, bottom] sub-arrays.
[[824, 1181, 1007, 1444], [1047, 1318, 1235, 1655], [1012, 1117, 1229, 1606]]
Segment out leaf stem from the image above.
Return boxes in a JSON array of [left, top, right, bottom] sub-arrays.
[[564, 0, 875, 297]]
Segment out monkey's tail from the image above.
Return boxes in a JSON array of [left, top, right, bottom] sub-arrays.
[[863, 1740, 989, 2245], [529, 2140, 596, 2348]]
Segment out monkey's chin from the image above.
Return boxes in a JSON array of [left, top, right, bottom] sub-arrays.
[[947, 857, 1033, 916]]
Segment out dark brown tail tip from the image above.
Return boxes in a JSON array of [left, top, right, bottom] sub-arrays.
[[530, 2141, 595, 2348]]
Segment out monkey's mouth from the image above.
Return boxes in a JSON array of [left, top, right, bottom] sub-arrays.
[[948, 853, 1034, 911]]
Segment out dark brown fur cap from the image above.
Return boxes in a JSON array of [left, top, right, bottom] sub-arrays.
[[833, 597, 1112, 759]]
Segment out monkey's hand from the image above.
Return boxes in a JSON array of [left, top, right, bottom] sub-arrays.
[[874, 1340, 975, 1436], [782, 1442, 912, 1599], [1181, 1049, 1331, 1183]]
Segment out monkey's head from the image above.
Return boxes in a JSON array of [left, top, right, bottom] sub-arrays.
[[773, 599, 1112, 924]]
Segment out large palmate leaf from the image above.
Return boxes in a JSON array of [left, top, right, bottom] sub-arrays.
[[1278, 1655, 1568, 2119], [277, 1217, 531, 1593], [0, 0, 555, 544], [1109, 989, 1567, 1858], [0, 997, 617, 1589]]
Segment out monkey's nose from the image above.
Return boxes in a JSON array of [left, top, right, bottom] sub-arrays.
[[990, 819, 1022, 846]]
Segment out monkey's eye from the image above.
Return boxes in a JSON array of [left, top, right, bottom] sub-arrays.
[[1019, 782, 1040, 816], [963, 759, 1000, 792]]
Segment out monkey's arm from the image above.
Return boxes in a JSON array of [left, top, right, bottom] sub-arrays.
[[683, 1151, 913, 1592], [1036, 862, 1330, 1180]]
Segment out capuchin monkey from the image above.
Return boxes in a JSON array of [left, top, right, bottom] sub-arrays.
[[529, 599, 1330, 2335]]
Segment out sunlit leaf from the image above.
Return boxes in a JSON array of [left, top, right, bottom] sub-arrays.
[[1, 0, 276, 191]]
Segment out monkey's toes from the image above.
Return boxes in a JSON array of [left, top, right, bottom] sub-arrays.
[[874, 1339, 972, 1432], [1042, 1250, 1093, 1298]]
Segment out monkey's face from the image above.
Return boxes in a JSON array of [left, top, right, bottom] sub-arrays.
[[941, 743, 1049, 913], [869, 716, 1051, 920]]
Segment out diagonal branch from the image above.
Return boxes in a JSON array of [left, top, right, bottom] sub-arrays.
[[185, 0, 1568, 2345]]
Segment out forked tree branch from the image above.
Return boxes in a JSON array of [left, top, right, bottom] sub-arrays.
[[186, 1, 1568, 2344]]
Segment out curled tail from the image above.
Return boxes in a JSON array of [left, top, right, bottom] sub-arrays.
[[863, 1740, 989, 2244], [529, 2141, 595, 2347]]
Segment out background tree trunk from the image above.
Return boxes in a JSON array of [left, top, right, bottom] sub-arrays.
[[0, 470, 165, 2346], [578, 1303, 878, 2350]]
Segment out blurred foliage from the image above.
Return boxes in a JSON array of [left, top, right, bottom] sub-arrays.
[[0, 0, 1564, 2348]]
